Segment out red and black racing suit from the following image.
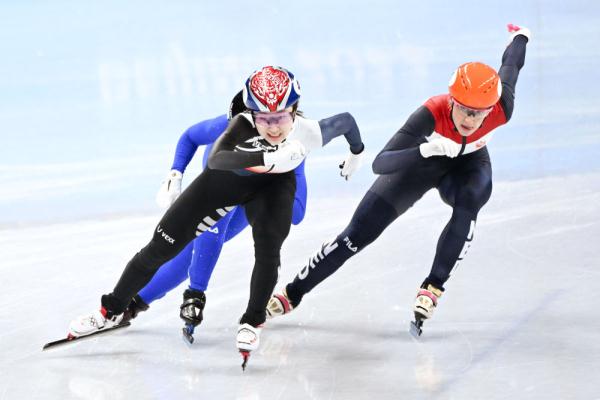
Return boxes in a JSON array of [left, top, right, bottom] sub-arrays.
[[284, 34, 528, 305]]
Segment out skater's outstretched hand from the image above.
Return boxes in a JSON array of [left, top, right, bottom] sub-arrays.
[[507, 23, 531, 43], [156, 169, 183, 208], [339, 147, 364, 180]]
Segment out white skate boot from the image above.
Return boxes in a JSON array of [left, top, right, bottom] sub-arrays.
[[266, 289, 294, 319], [68, 307, 124, 338], [410, 284, 443, 337], [237, 323, 262, 370]]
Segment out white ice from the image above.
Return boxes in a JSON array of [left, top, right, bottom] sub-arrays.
[[2, 173, 600, 399]]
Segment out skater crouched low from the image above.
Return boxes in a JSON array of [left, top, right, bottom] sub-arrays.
[[65, 65, 365, 367], [267, 24, 531, 337]]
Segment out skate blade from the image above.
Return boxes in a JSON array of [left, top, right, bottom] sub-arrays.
[[43, 322, 131, 351], [182, 324, 195, 345], [409, 320, 423, 338], [240, 350, 250, 371]]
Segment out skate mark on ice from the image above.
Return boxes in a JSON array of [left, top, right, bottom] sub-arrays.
[[435, 288, 565, 395]]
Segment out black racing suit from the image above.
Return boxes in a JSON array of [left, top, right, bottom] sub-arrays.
[[101, 112, 363, 327]]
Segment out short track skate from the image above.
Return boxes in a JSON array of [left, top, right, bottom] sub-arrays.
[[409, 313, 425, 338], [240, 350, 251, 371], [43, 321, 131, 350], [182, 323, 195, 345]]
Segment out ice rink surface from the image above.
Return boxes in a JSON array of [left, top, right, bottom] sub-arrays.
[[2, 174, 600, 399], [1, 1, 600, 399]]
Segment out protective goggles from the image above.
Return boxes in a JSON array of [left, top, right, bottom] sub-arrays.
[[453, 100, 493, 118], [252, 110, 295, 127]]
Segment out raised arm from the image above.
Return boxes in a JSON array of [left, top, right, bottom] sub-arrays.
[[498, 25, 530, 122]]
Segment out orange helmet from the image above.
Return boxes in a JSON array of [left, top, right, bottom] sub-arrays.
[[448, 62, 501, 109]]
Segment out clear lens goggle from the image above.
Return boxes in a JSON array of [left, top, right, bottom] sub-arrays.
[[252, 110, 294, 127], [453, 100, 493, 118]]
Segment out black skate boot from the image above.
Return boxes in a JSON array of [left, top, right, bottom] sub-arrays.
[[121, 295, 150, 323], [180, 288, 206, 344]]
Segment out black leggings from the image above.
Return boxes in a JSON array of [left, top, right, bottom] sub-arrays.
[[103, 168, 296, 326], [286, 149, 492, 305]]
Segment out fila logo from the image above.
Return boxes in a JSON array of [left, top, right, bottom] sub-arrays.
[[156, 225, 175, 244], [298, 240, 338, 280], [195, 207, 233, 236], [343, 236, 358, 252]]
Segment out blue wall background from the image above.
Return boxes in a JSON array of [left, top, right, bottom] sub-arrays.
[[2, 1, 599, 224]]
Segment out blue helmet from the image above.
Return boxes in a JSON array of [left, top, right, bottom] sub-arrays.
[[243, 66, 301, 112]]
